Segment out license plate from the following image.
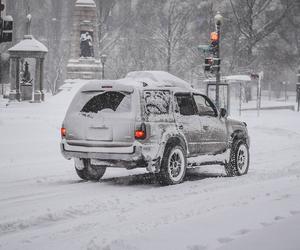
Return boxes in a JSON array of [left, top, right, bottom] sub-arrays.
[[87, 127, 112, 141]]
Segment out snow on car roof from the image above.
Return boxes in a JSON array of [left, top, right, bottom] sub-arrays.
[[79, 79, 134, 93], [78, 71, 195, 93], [78, 79, 182, 93], [125, 71, 192, 89]]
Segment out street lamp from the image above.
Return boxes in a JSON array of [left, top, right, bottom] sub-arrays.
[[297, 67, 300, 112], [100, 54, 107, 80], [214, 12, 223, 26], [282, 81, 289, 102], [214, 11, 223, 110], [26, 14, 32, 35]]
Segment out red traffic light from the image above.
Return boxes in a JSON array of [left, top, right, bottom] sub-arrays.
[[210, 32, 219, 41]]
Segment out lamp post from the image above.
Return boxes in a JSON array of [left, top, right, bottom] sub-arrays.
[[100, 54, 107, 80], [214, 11, 223, 110], [26, 14, 32, 35], [282, 81, 289, 102], [297, 67, 300, 112]]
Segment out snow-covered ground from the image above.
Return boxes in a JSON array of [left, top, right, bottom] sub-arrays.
[[1, 86, 300, 250]]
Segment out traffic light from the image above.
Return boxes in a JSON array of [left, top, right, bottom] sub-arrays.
[[1, 15, 13, 42], [204, 57, 213, 72], [250, 73, 259, 80], [210, 31, 219, 55], [204, 57, 221, 73], [200, 30, 221, 73], [212, 58, 221, 72], [0, 0, 13, 43]]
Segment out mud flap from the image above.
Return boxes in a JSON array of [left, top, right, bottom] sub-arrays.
[[146, 157, 161, 173], [74, 158, 85, 170]]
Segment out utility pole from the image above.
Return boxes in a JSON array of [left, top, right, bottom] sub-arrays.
[[0, 0, 5, 17], [198, 12, 223, 110], [297, 67, 300, 112], [100, 54, 107, 80], [0, 0, 13, 44], [214, 12, 222, 110]]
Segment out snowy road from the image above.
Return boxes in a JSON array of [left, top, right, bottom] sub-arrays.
[[1, 92, 300, 250]]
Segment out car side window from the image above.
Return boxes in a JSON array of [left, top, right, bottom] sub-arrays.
[[175, 93, 197, 116], [193, 94, 217, 117]]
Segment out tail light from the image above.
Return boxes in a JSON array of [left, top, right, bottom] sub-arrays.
[[135, 123, 146, 140], [61, 127, 66, 138]]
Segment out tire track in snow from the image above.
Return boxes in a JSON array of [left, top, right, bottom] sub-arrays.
[[1, 172, 299, 241]]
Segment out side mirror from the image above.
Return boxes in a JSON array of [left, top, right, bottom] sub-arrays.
[[220, 108, 227, 118]]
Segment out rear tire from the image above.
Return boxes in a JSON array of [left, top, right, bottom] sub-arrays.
[[157, 145, 187, 185], [225, 139, 249, 177], [75, 159, 106, 181]]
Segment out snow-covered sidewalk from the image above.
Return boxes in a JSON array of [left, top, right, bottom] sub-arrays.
[[0, 90, 300, 250]]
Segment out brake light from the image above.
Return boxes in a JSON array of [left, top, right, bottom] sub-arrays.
[[135, 130, 145, 139], [61, 127, 66, 138], [135, 123, 146, 140]]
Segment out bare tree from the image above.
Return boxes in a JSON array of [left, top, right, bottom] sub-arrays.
[[149, 0, 193, 72], [95, 0, 117, 50], [229, 0, 296, 68]]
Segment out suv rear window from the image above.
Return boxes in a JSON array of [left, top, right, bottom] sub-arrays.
[[81, 91, 131, 113], [143, 90, 170, 116]]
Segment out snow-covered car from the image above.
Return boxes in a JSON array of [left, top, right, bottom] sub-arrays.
[[60, 71, 250, 185]]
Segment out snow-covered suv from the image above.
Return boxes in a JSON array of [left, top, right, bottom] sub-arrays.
[[61, 71, 250, 185]]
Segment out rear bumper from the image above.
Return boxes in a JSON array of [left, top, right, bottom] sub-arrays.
[[60, 140, 148, 169]]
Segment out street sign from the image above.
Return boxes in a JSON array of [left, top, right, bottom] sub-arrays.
[[198, 45, 211, 53]]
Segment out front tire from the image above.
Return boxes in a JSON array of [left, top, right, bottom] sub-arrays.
[[225, 139, 250, 177], [157, 145, 187, 185], [75, 159, 106, 181]]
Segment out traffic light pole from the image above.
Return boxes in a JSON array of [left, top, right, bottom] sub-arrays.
[[0, 0, 13, 44], [297, 67, 300, 112], [215, 22, 221, 110], [0, 0, 3, 41]]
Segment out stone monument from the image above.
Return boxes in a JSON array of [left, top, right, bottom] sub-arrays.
[[8, 35, 48, 102], [67, 0, 101, 79]]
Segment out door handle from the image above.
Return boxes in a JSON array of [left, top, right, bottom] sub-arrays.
[[178, 125, 183, 130]]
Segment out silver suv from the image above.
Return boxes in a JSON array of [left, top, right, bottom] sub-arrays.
[[61, 71, 250, 185]]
